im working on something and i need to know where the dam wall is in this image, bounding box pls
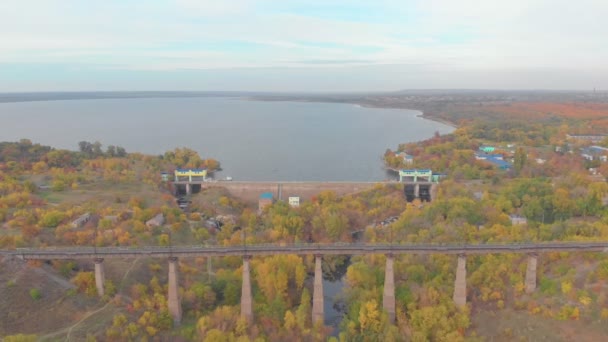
[204,181,385,203]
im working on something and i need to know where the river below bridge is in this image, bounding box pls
[311,255,350,335]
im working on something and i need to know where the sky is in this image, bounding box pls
[1,0,607,92]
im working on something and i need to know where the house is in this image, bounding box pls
[397,152,414,165]
[404,154,414,165]
[161,172,169,182]
[204,219,221,230]
[71,213,91,228]
[566,134,608,143]
[146,213,165,228]
[488,158,512,170]
[509,214,527,225]
[475,152,503,161]
[289,196,300,208]
[580,146,608,162]
[258,192,274,212]
[475,152,511,170]
[479,145,495,153]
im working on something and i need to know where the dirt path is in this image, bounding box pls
[34,266,76,290]
[39,258,140,341]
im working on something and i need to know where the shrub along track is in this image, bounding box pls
[39,258,140,341]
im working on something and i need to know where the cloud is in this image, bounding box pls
[288,59,376,65]
[173,0,254,16]
[1,0,608,90]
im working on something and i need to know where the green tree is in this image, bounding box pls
[514,147,527,174]
[29,288,41,300]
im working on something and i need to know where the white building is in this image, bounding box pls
[509,214,527,225]
[397,152,414,165]
[288,197,300,208]
[71,213,91,228]
[146,213,165,228]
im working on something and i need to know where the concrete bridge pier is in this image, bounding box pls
[241,256,253,323]
[430,184,437,202]
[93,258,105,297]
[525,253,538,294]
[312,255,324,324]
[453,254,467,308]
[382,255,396,323]
[167,257,182,325]
[207,256,213,279]
[185,183,192,196]
[414,184,420,199]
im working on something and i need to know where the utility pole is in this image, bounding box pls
[166,229,173,258]
[389,224,393,251]
[242,228,247,257]
[93,225,98,255]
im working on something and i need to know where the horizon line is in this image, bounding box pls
[1,88,606,95]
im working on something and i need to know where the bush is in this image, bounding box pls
[4,334,38,342]
[29,288,42,300]
[539,277,558,295]
[39,210,67,228]
[51,180,66,191]
[104,280,117,298]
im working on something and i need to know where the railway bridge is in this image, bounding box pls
[3,242,608,325]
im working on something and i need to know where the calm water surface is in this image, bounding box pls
[0,97,453,181]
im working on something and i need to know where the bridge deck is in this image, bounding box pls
[3,242,608,260]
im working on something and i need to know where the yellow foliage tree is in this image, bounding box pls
[359,300,382,335]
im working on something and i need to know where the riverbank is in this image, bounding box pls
[247,96,460,129]
[348,101,460,129]
[415,113,459,128]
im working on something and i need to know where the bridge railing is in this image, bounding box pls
[5,241,608,255]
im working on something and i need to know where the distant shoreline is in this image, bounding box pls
[352,102,459,129]
[245,96,460,129]
[415,114,459,129]
[0,91,460,129]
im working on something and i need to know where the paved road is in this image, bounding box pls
[171,180,435,185]
[2,242,608,260]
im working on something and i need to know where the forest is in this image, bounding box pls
[3,101,608,341]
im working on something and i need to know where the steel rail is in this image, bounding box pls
[2,242,608,260]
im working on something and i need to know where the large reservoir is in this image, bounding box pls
[0,97,453,181]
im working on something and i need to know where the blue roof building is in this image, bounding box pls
[259,192,274,212]
[475,152,511,170]
[260,192,273,199]
[487,158,512,170]
[581,146,608,162]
